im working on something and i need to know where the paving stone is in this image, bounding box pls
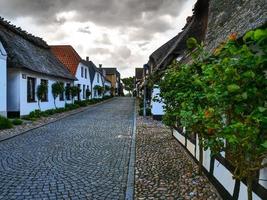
[0,97,135,200]
[134,116,222,200]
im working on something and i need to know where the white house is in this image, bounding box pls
[82,60,105,99]
[0,18,76,117]
[51,46,92,101]
[0,41,7,117]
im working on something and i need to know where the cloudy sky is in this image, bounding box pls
[0,0,196,78]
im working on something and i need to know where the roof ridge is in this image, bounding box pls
[0,16,49,49]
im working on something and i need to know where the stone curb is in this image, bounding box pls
[125,98,136,200]
[0,98,115,142]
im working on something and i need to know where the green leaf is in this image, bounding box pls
[241,92,248,100]
[243,71,255,78]
[187,37,198,49]
[258,107,266,113]
[243,30,254,41]
[261,141,267,149]
[227,84,240,93]
[253,29,267,41]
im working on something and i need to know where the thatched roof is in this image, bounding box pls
[0,17,75,80]
[149,0,209,71]
[205,0,267,51]
[148,0,267,73]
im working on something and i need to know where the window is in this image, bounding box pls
[94,89,97,97]
[77,84,81,100]
[59,82,64,101]
[81,67,84,78]
[85,68,87,79]
[97,74,99,83]
[40,79,48,102]
[27,77,36,102]
[83,85,86,99]
[65,83,71,101]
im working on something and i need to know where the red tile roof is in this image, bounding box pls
[50,45,81,75]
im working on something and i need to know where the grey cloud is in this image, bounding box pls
[78,26,91,34]
[0,0,187,39]
[88,48,111,55]
[94,33,111,45]
[114,46,132,59]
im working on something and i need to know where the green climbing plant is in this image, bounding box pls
[159,28,267,200]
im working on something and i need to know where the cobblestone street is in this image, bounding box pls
[135,116,222,200]
[0,97,135,200]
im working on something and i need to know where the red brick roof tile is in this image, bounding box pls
[50,45,81,75]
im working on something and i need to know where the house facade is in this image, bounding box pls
[100,68,122,96]
[82,60,105,99]
[0,41,7,117]
[51,46,92,101]
[0,18,76,117]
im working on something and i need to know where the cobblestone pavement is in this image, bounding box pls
[0,98,113,142]
[135,116,222,200]
[0,97,135,200]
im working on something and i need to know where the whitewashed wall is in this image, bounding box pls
[151,86,165,116]
[0,42,7,117]
[92,72,104,99]
[74,63,91,100]
[7,68,73,116]
[173,129,266,200]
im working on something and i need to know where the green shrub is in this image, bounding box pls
[102,95,112,100]
[43,109,56,116]
[74,100,87,107]
[28,109,42,119]
[55,107,66,113]
[65,103,80,110]
[0,116,13,130]
[12,119,23,126]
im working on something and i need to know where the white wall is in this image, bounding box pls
[8,68,73,116]
[7,68,20,112]
[172,129,267,200]
[0,42,7,117]
[151,86,165,116]
[74,63,91,100]
[92,72,104,99]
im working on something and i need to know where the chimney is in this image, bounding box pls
[86,56,89,61]
[99,64,102,68]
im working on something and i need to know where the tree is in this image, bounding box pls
[86,88,91,99]
[36,82,48,110]
[122,77,134,96]
[51,82,64,108]
[94,85,104,96]
[70,85,80,103]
